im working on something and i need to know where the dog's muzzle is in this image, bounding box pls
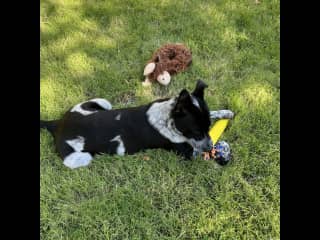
[203,138,214,152]
[188,137,213,153]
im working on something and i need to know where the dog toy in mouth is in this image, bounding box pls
[203,140,231,166]
[202,119,232,165]
[142,43,192,86]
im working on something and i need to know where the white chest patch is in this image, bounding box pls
[115,114,121,120]
[146,98,187,143]
[110,135,125,156]
[66,136,85,152]
[70,98,112,116]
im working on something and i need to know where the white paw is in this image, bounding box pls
[63,152,93,169]
[210,110,234,119]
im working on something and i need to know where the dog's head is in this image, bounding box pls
[172,80,213,152]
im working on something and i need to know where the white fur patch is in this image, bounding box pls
[210,110,234,119]
[63,152,93,169]
[66,136,85,152]
[191,96,200,109]
[90,98,112,110]
[110,135,125,156]
[115,114,121,120]
[70,103,96,116]
[146,98,211,151]
[70,98,112,116]
[146,98,187,143]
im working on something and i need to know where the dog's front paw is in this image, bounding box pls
[210,110,234,120]
[174,143,194,160]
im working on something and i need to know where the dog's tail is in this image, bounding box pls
[40,120,59,135]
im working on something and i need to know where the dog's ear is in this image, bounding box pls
[174,89,192,115]
[192,80,208,99]
[178,89,191,102]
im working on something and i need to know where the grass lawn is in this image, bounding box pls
[40,0,279,239]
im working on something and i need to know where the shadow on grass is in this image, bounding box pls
[42,0,276,109]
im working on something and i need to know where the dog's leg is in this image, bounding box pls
[209,110,234,120]
[87,98,112,110]
[70,98,112,116]
[63,152,93,169]
[57,136,93,169]
[173,143,194,160]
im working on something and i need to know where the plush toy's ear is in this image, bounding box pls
[143,62,156,76]
[173,89,192,115]
[192,79,208,99]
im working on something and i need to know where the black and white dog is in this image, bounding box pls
[40,80,233,169]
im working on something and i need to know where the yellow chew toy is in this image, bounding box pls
[209,119,229,145]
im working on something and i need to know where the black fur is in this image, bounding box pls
[173,81,211,141]
[40,120,58,134]
[40,80,213,166]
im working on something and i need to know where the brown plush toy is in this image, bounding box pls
[142,43,192,86]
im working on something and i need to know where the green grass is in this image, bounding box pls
[40,0,280,239]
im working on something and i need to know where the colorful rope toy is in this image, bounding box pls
[202,118,232,165]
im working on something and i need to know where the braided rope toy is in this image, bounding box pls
[202,119,232,165]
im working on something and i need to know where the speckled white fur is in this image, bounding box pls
[110,135,125,156]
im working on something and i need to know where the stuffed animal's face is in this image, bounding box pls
[143,44,192,86]
[143,62,171,86]
[156,71,171,85]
